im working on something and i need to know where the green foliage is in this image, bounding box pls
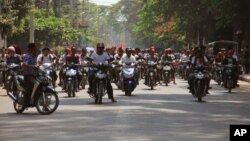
[0,0,32,37]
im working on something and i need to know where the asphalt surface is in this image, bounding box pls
[0,78,250,141]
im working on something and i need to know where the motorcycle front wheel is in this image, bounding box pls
[13,91,25,114]
[36,91,59,115]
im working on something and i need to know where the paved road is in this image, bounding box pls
[0,78,250,141]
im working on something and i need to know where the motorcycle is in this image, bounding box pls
[0,61,6,87]
[192,66,208,102]
[64,63,79,97]
[120,62,137,96]
[145,61,157,90]
[213,63,223,85]
[223,64,237,93]
[39,63,56,89]
[89,63,109,104]
[162,62,172,86]
[79,65,88,90]
[180,62,190,80]
[7,67,59,115]
[5,63,21,94]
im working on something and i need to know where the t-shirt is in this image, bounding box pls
[191,56,208,67]
[90,52,110,64]
[37,54,53,64]
[22,53,37,75]
[120,54,136,65]
[6,54,22,65]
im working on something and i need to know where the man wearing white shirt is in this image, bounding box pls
[37,47,55,65]
[88,43,116,102]
[120,48,137,65]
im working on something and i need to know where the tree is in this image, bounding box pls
[0,0,32,37]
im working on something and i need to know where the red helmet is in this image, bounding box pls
[65,48,71,53]
[149,47,155,53]
[217,51,223,57]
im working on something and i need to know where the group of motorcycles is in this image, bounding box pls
[0,52,242,114]
[177,59,240,102]
[212,62,240,93]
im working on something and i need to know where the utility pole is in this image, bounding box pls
[29,1,35,43]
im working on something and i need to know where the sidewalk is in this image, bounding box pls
[240,74,250,83]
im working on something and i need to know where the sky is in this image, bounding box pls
[89,0,120,6]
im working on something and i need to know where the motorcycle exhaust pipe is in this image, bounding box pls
[7,91,17,102]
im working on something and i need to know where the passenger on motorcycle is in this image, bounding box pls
[188,47,210,94]
[88,43,117,102]
[222,49,239,88]
[161,48,177,84]
[22,43,38,106]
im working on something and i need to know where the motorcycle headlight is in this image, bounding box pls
[149,72,154,76]
[163,66,171,71]
[66,69,77,76]
[95,72,107,79]
[195,73,204,79]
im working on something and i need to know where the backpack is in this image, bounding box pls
[41,55,52,62]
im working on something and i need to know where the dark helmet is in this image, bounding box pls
[197,47,203,53]
[126,47,132,52]
[42,47,50,52]
[82,48,87,52]
[96,43,105,48]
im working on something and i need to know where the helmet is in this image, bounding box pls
[82,48,87,52]
[42,47,50,52]
[71,47,76,53]
[7,46,15,52]
[97,43,105,48]
[126,48,132,52]
[217,51,223,57]
[65,48,71,53]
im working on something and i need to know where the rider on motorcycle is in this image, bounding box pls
[160,48,177,84]
[188,47,210,94]
[22,43,38,106]
[120,48,138,84]
[222,49,239,87]
[37,47,57,82]
[144,46,159,84]
[80,48,89,65]
[3,46,22,85]
[62,47,81,90]
[88,43,117,102]
[114,47,124,62]
[58,48,71,86]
